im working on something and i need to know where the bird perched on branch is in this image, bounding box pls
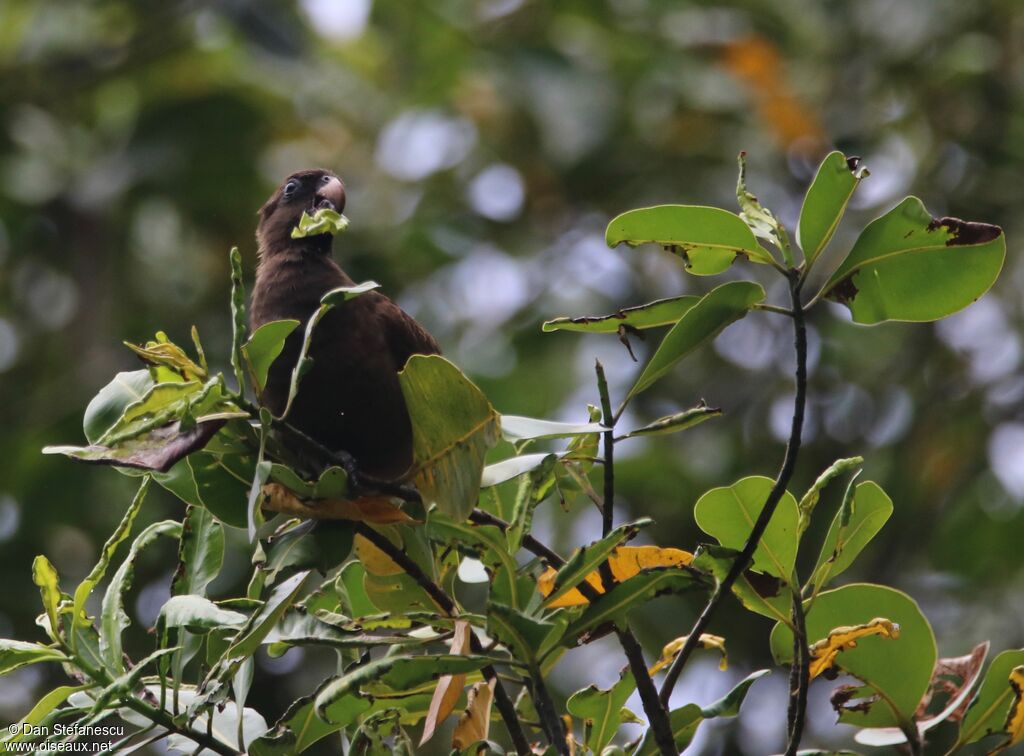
[250,169,440,481]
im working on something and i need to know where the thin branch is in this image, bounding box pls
[595,361,615,544]
[753,302,795,318]
[351,522,531,756]
[528,669,568,752]
[470,509,563,567]
[785,582,810,756]
[595,361,678,756]
[74,658,238,756]
[659,272,808,707]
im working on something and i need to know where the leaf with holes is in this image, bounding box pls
[822,197,1005,324]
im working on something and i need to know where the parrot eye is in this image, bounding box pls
[283,180,299,199]
[321,175,331,184]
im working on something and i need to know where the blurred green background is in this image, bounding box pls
[1,1,1022,753]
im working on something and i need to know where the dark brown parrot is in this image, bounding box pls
[250,169,440,481]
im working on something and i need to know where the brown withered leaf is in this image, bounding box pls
[422,620,472,746]
[915,641,989,723]
[43,419,225,473]
[452,679,497,751]
[260,482,414,524]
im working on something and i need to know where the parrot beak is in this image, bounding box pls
[315,176,346,213]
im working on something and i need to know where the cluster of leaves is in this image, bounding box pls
[2,155,1019,755]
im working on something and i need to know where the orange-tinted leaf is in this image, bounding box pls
[422,620,472,745]
[809,617,900,680]
[260,483,413,524]
[650,633,727,675]
[1004,665,1024,748]
[354,532,405,577]
[538,545,694,608]
[452,679,496,750]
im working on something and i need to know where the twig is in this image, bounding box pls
[659,272,807,707]
[351,523,531,755]
[753,302,795,318]
[469,509,563,566]
[528,670,568,752]
[785,582,810,756]
[595,361,678,756]
[72,656,238,756]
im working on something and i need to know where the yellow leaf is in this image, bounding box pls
[422,620,472,745]
[538,545,694,608]
[452,679,496,750]
[124,336,206,381]
[354,532,405,576]
[260,483,414,524]
[649,633,727,675]
[808,617,900,680]
[1004,665,1024,747]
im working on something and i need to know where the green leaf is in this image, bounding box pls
[694,476,799,581]
[499,415,606,442]
[230,246,248,394]
[266,610,428,655]
[635,704,703,755]
[797,457,863,531]
[242,320,300,394]
[736,152,792,266]
[99,380,204,443]
[44,417,229,473]
[90,646,180,712]
[158,596,249,633]
[155,450,253,529]
[0,685,85,744]
[337,562,377,619]
[606,205,773,274]
[541,519,650,607]
[223,570,310,661]
[312,465,349,499]
[567,668,636,753]
[507,454,558,553]
[822,197,1005,324]
[958,649,1024,745]
[770,583,937,729]
[320,280,381,305]
[810,481,893,594]
[291,208,351,239]
[618,403,722,439]
[314,655,498,722]
[425,515,518,607]
[0,640,66,675]
[32,556,62,643]
[73,478,150,632]
[399,355,501,521]
[628,281,765,399]
[82,370,156,444]
[564,568,705,641]
[542,295,699,333]
[481,453,563,488]
[797,152,868,266]
[700,669,771,717]
[249,680,347,755]
[263,522,354,581]
[172,504,225,597]
[488,602,557,663]
[693,545,792,626]
[99,520,182,673]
